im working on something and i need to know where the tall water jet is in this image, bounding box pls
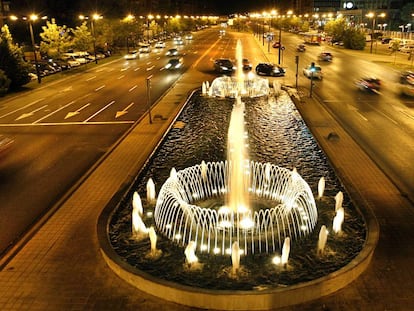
[149,226,157,253]
[318,177,325,199]
[235,40,244,94]
[132,191,143,215]
[231,241,241,274]
[318,225,328,255]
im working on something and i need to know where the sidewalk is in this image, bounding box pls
[0,32,413,310]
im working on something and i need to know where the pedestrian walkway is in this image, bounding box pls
[0,31,413,310]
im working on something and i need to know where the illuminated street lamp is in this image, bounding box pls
[79,14,102,64]
[20,14,47,84]
[366,12,385,54]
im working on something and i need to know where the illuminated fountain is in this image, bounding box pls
[154,41,318,256]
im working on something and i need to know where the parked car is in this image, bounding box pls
[381,37,392,44]
[318,52,333,62]
[355,77,381,92]
[124,50,138,60]
[185,34,193,40]
[399,44,414,53]
[399,71,414,97]
[165,58,183,70]
[296,44,306,52]
[303,63,323,79]
[255,63,286,77]
[166,48,179,56]
[214,58,235,74]
[60,56,81,67]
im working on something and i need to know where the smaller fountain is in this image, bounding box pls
[132,192,148,237]
[146,178,156,204]
[184,241,201,270]
[202,82,207,95]
[281,237,291,266]
[318,177,325,199]
[333,207,345,234]
[335,191,343,211]
[231,241,241,274]
[317,225,328,255]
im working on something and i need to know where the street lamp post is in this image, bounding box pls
[28,16,41,83]
[146,75,153,124]
[79,14,101,64]
[366,12,385,54]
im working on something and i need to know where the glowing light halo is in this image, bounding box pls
[154,160,317,255]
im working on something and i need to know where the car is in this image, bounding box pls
[242,58,252,71]
[154,41,166,49]
[272,41,284,49]
[303,63,323,79]
[185,34,193,40]
[399,71,414,97]
[165,58,183,70]
[173,37,184,45]
[124,50,138,60]
[318,52,333,62]
[60,56,81,67]
[296,44,306,52]
[255,63,286,77]
[139,44,151,53]
[214,58,235,74]
[381,37,392,44]
[355,77,381,92]
[399,44,414,53]
[166,48,179,56]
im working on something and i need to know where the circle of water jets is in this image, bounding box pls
[154,160,318,256]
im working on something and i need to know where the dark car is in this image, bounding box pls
[318,52,333,62]
[355,77,381,92]
[381,37,392,44]
[272,41,284,49]
[214,58,235,74]
[242,58,252,71]
[255,63,285,77]
[165,58,183,70]
[296,44,306,52]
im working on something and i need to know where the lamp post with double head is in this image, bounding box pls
[366,12,385,54]
[79,14,102,64]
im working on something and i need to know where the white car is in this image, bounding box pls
[185,34,193,40]
[154,41,166,49]
[400,71,414,97]
[124,51,138,60]
[303,64,323,79]
[139,44,151,53]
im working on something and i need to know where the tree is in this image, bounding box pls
[324,18,347,43]
[0,69,11,95]
[0,25,31,90]
[71,21,93,52]
[343,28,366,50]
[39,18,72,58]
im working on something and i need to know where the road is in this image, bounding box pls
[0,27,413,259]
[0,29,220,256]
[261,31,414,201]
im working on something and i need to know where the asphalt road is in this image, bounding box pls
[0,27,413,259]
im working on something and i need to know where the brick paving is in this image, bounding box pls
[0,34,413,310]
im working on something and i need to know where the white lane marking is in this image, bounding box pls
[83,100,116,122]
[147,66,155,71]
[95,85,106,92]
[118,75,125,79]
[64,103,91,119]
[146,62,152,65]
[121,67,129,72]
[134,67,140,71]
[356,110,368,121]
[33,100,77,123]
[86,76,96,81]
[129,85,138,92]
[116,102,135,118]
[15,105,48,121]
[0,98,45,119]
[399,109,414,121]
[0,121,135,127]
